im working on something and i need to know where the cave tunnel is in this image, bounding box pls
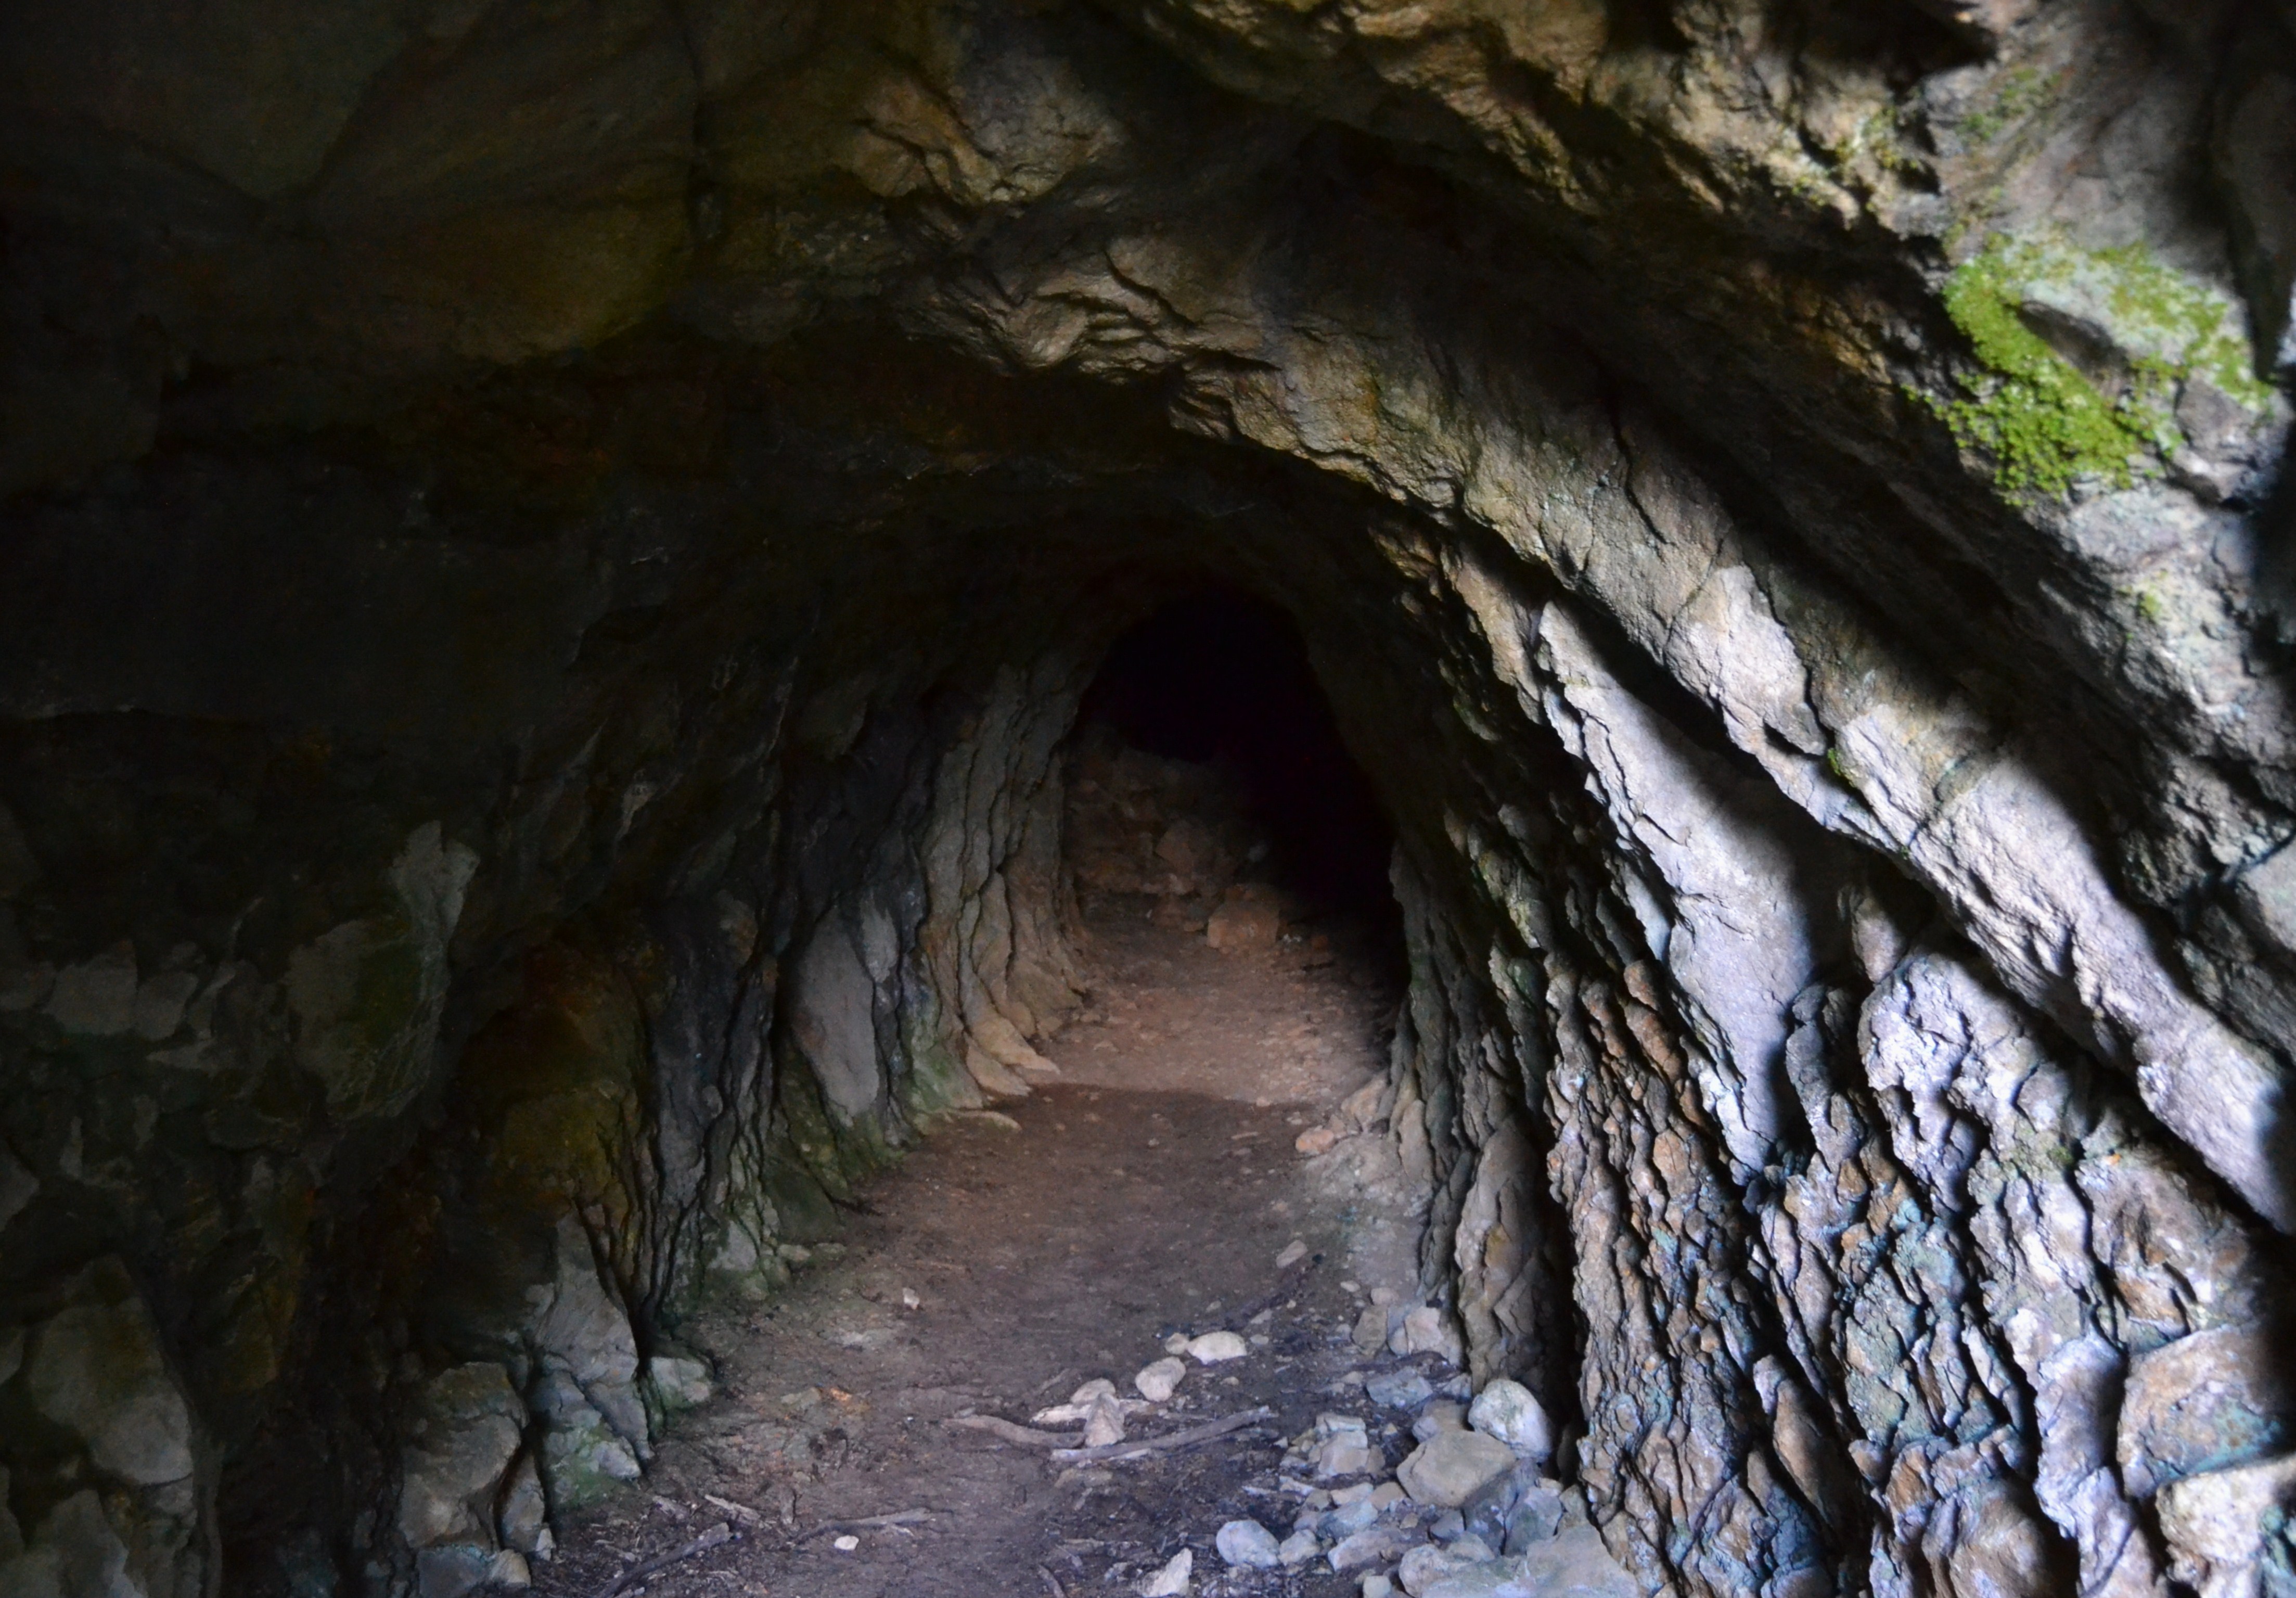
[1071,589,1404,924]
[2,5,2295,1598]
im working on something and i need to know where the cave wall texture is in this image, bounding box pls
[3,1,2295,1595]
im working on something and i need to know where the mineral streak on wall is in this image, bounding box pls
[0,1,2291,1595]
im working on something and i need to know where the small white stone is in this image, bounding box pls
[1134,1357,1187,1402]
[1361,1578,1393,1598]
[832,1535,860,1552]
[1083,1391,1127,1448]
[900,1288,921,1310]
[1137,1546,1193,1596]
[1276,1239,1309,1269]
[1216,1519,1281,1569]
[1467,1378,1554,1463]
[1186,1331,1249,1364]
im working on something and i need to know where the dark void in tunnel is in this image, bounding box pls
[1074,592,1398,920]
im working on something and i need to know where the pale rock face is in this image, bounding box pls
[23,1263,194,1488]
[1,1264,206,1598]
[396,1364,526,1550]
[2155,1452,2296,1596]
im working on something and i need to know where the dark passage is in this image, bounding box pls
[1075,592,1397,917]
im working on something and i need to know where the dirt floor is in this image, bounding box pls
[530,899,1437,1598]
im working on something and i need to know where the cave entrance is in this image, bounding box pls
[1063,589,1405,991]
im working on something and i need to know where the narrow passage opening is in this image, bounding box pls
[1065,590,1406,1015]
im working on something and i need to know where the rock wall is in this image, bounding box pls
[3,2,2294,1595]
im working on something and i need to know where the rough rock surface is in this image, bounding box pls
[2,2,2294,1596]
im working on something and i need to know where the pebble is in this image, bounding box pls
[1137,1547,1194,1596]
[1134,1357,1187,1402]
[1362,1578,1394,1598]
[1083,1391,1127,1447]
[1185,1331,1249,1364]
[1215,1519,1281,1569]
[1275,1238,1310,1269]
[832,1535,860,1552]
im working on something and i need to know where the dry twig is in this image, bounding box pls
[795,1507,939,1541]
[699,1493,762,1526]
[594,1522,735,1598]
[1049,1406,1274,1464]
[946,1414,1083,1447]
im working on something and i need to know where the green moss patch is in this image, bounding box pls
[1919,235,2276,501]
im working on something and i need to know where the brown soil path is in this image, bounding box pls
[529,904,1423,1598]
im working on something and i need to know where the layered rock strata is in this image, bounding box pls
[2,2,2293,1596]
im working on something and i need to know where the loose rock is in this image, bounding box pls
[1329,1524,1420,1573]
[1389,1307,1463,1365]
[1185,1331,1249,1364]
[1082,1391,1127,1448]
[1216,1519,1282,1569]
[1466,1381,1552,1463]
[1277,1528,1323,1566]
[1366,1370,1434,1410]
[1134,1358,1187,1402]
[1137,1547,1194,1596]
[1396,1431,1517,1509]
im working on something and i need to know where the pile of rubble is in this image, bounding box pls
[968,1279,1636,1598]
